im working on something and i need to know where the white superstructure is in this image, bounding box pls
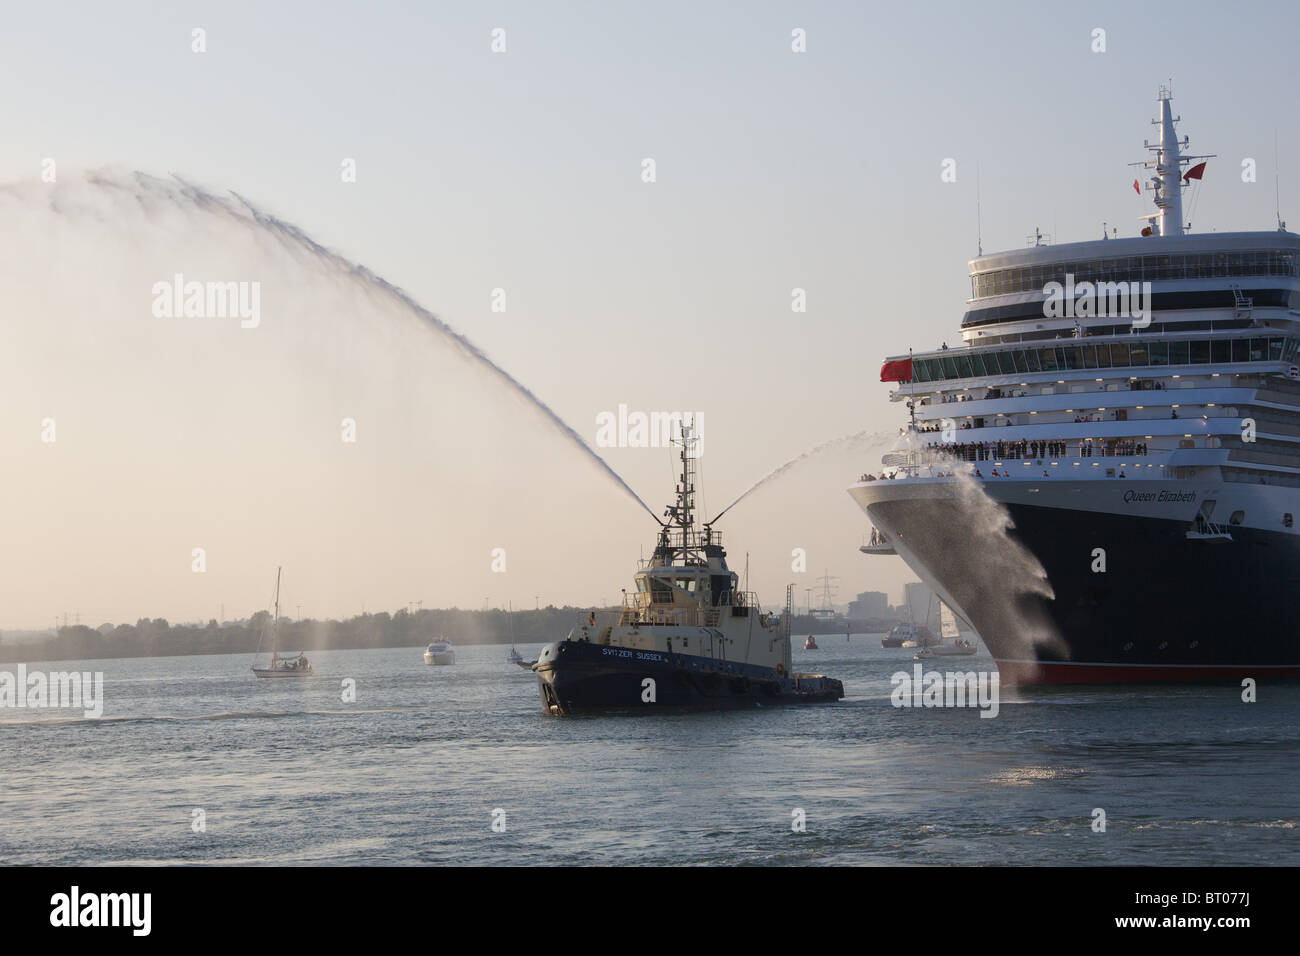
[850,89,1300,683]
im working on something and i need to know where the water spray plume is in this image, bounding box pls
[881,437,1066,663]
[709,429,894,525]
[10,169,659,524]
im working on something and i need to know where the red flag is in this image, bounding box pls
[880,357,912,383]
[1184,161,1207,182]
[1132,178,1141,195]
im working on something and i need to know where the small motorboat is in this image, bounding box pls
[883,623,937,648]
[804,635,819,650]
[424,639,456,666]
[507,646,524,664]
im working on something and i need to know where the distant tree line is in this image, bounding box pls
[0,606,612,664]
[0,607,904,664]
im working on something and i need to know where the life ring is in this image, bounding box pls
[775,663,786,678]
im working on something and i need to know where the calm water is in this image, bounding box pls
[2,638,1296,865]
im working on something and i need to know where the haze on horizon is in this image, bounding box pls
[2,1,1297,629]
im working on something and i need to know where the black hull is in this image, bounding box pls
[533,640,843,715]
[869,496,1300,684]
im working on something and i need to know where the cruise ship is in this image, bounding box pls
[851,89,1300,684]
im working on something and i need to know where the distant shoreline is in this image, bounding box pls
[0,607,901,664]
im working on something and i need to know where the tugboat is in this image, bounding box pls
[804,635,819,650]
[532,425,844,715]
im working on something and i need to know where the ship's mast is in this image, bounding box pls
[1137,85,1214,237]
[1152,87,1184,237]
[657,422,708,565]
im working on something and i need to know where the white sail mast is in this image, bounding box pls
[271,566,282,662]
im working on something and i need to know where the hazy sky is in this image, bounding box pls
[2,1,1297,628]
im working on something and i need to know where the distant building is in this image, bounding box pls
[848,591,889,619]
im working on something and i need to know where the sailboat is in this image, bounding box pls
[915,602,978,658]
[506,601,535,667]
[251,567,314,678]
[506,601,523,664]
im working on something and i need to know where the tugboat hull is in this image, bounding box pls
[533,640,843,715]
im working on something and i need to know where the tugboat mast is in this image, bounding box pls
[655,421,709,567]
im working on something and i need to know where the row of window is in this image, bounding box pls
[975,318,1260,343]
[909,337,1298,384]
[964,290,1297,330]
[971,250,1300,299]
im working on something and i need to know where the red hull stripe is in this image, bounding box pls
[995,659,1300,684]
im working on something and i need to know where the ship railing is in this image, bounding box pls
[861,529,896,554]
[864,528,890,547]
[902,441,1155,465]
[904,326,1283,362]
[615,591,763,627]
[617,592,651,626]
[650,528,723,552]
[616,592,699,627]
[1231,284,1254,321]
[868,445,1179,480]
[642,607,704,627]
